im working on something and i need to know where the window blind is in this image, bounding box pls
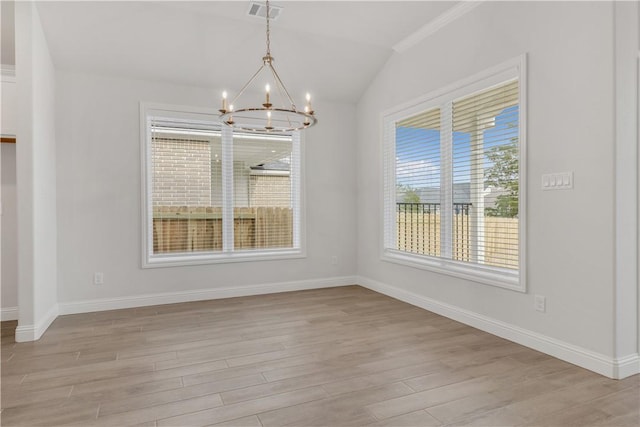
[383,65,523,288]
[395,108,441,256]
[146,113,301,263]
[231,132,295,251]
[150,119,223,254]
[451,79,519,270]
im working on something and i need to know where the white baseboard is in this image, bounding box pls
[357,275,640,380]
[1,306,18,321]
[15,304,59,342]
[58,276,358,315]
[614,354,640,379]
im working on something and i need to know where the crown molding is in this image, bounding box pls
[393,1,483,53]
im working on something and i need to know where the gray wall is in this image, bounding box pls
[356,1,623,358]
[55,71,358,302]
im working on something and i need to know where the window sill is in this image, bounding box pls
[381,249,524,292]
[144,248,305,268]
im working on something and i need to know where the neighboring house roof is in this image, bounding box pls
[414,183,470,204]
[250,160,290,171]
[399,183,510,208]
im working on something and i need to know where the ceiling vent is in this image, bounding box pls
[247,2,282,20]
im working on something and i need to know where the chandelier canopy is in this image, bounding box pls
[219,0,317,133]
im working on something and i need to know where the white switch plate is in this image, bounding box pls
[542,172,573,190]
[534,295,546,312]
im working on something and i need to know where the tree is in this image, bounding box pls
[484,143,518,218]
[396,184,421,212]
[402,187,421,204]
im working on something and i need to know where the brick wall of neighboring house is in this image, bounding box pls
[152,138,212,206]
[250,175,291,207]
[233,162,251,208]
[152,138,290,208]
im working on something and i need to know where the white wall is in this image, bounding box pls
[14,2,58,341]
[1,143,18,316]
[613,0,639,368]
[1,75,18,320]
[637,2,640,362]
[357,2,628,371]
[55,72,357,306]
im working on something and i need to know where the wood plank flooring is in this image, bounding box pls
[1,285,638,426]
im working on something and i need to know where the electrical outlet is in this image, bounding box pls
[330,256,338,265]
[94,272,104,285]
[534,294,546,312]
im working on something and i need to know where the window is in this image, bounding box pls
[383,57,526,290]
[141,104,303,267]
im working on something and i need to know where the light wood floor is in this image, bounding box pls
[1,286,638,426]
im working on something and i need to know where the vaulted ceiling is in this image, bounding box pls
[10,1,462,103]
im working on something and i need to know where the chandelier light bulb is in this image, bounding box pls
[305,93,313,114]
[304,107,310,125]
[221,91,228,111]
[227,103,235,125]
[265,84,271,107]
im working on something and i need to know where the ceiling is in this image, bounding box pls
[15,1,460,103]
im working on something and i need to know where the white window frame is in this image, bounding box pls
[381,55,527,292]
[140,102,305,268]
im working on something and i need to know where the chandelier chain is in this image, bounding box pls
[265,0,271,58]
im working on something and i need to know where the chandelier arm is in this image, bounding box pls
[285,111,294,128]
[268,63,298,110]
[230,64,267,105]
[268,65,291,110]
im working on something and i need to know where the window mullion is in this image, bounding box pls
[291,132,301,248]
[221,126,234,252]
[440,101,453,260]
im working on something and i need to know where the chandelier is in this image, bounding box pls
[219,0,317,133]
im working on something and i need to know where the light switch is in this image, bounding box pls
[542,172,573,190]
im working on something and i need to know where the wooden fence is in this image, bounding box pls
[153,206,517,269]
[483,217,519,269]
[397,212,518,269]
[153,206,292,253]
